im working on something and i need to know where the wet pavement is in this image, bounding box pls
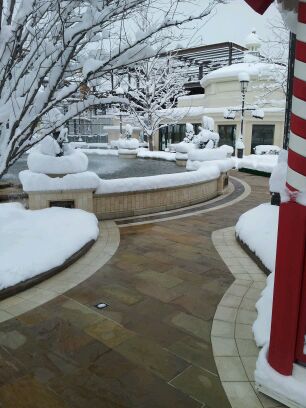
[0,172,271,407]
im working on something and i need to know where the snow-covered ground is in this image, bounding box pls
[236,154,278,174]
[0,203,99,290]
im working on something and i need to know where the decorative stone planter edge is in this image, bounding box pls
[236,235,272,276]
[0,238,96,301]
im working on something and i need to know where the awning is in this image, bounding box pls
[244,0,274,14]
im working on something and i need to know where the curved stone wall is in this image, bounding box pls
[94,173,228,220]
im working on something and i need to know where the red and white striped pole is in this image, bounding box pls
[268,0,306,376]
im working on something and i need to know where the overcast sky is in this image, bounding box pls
[181,0,282,48]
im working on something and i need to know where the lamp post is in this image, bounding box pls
[237,72,250,158]
[115,86,124,137]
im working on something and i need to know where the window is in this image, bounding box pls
[251,125,275,153]
[159,123,201,150]
[218,125,236,149]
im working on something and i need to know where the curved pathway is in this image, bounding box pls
[0,171,273,408]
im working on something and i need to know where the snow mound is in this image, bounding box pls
[118,149,137,155]
[188,148,227,162]
[236,203,278,273]
[237,154,278,173]
[0,203,99,290]
[186,158,234,172]
[219,144,234,157]
[254,145,281,155]
[269,150,288,193]
[19,170,100,192]
[117,138,139,150]
[175,142,197,154]
[137,148,175,161]
[28,150,88,174]
[236,203,279,347]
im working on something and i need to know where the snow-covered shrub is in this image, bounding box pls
[202,116,215,131]
[27,150,89,175]
[183,123,195,143]
[124,124,134,139]
[254,145,281,155]
[205,140,214,149]
[193,128,219,149]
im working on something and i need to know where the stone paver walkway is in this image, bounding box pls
[0,172,274,408]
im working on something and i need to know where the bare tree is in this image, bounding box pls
[0,0,222,177]
[124,55,188,150]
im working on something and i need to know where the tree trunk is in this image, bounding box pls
[148,136,153,151]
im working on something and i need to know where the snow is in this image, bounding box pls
[219,144,234,157]
[96,165,222,195]
[137,148,175,161]
[238,72,250,83]
[19,170,100,192]
[118,149,137,155]
[255,345,306,407]
[39,135,61,156]
[27,150,88,174]
[237,154,278,173]
[188,148,227,162]
[269,150,288,193]
[117,138,139,149]
[236,203,279,347]
[0,203,98,290]
[236,138,245,150]
[186,158,235,172]
[254,145,281,155]
[82,149,118,156]
[236,203,278,274]
[201,61,286,87]
[175,142,197,154]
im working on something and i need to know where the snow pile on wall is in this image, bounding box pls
[0,202,98,290]
[186,158,234,172]
[236,203,279,347]
[254,145,281,155]
[19,170,100,192]
[96,165,222,194]
[237,154,278,173]
[137,148,175,161]
[117,138,139,150]
[175,142,197,154]
[28,149,88,174]
[188,148,227,162]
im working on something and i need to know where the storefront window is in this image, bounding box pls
[218,125,236,149]
[251,125,275,153]
[159,123,201,150]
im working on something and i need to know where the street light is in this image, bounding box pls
[237,72,250,158]
[115,86,124,137]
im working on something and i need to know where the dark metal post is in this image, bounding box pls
[241,91,246,138]
[283,32,296,149]
[229,42,233,65]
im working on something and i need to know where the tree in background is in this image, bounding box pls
[125,55,187,150]
[0,0,222,176]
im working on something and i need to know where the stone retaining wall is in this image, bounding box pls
[27,173,228,220]
[94,173,228,219]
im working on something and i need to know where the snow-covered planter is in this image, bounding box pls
[117,136,139,159]
[0,202,99,292]
[27,150,88,176]
[237,154,278,174]
[254,145,281,155]
[188,148,228,162]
